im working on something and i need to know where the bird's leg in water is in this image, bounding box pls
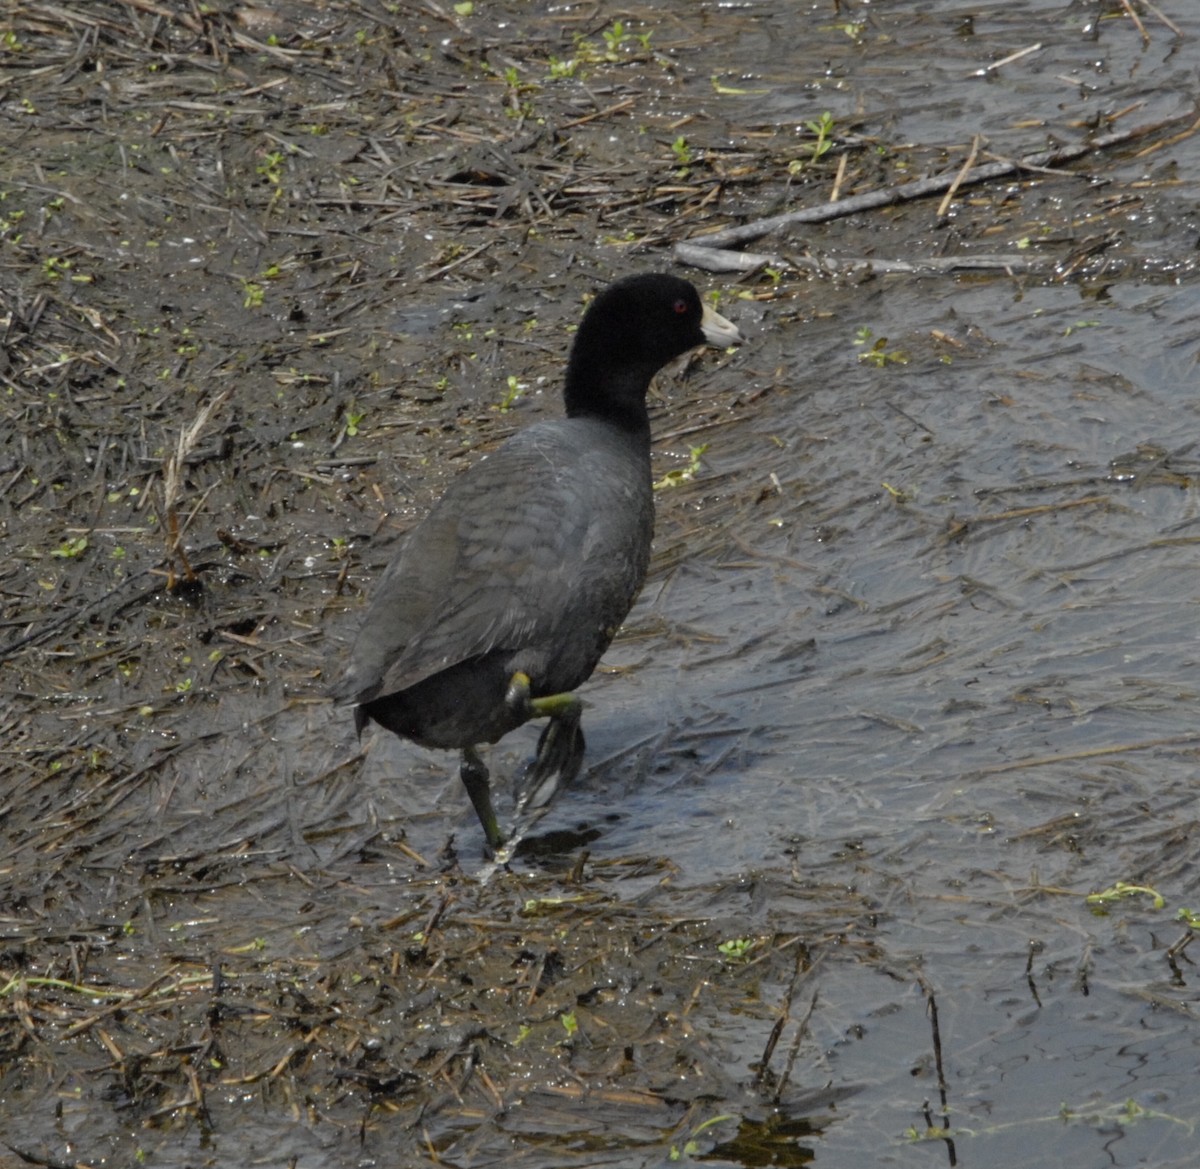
[505,671,586,810]
[459,745,504,850]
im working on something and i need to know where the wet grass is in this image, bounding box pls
[0,843,879,1164]
[0,3,870,1160]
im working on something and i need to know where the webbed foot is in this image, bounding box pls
[505,670,585,814]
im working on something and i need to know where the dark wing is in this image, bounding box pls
[325,481,460,706]
[330,422,651,705]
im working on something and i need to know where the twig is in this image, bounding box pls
[161,386,234,589]
[920,976,949,1099]
[674,111,1192,269]
[753,942,802,1088]
[0,569,162,662]
[58,972,179,1039]
[946,494,1110,538]
[116,0,203,32]
[3,1143,80,1169]
[1139,0,1183,36]
[560,98,636,130]
[773,989,819,1106]
[751,940,822,1103]
[916,973,958,1164]
[936,134,983,220]
[418,239,494,283]
[1134,115,1200,159]
[1119,0,1150,44]
[674,242,781,273]
[975,42,1043,76]
[675,241,1053,277]
[967,732,1200,777]
[829,151,848,203]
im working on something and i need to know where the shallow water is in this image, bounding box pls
[597,273,1200,1163]
[474,2,1200,1162]
[399,273,1198,1161]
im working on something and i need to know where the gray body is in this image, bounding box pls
[329,418,653,749]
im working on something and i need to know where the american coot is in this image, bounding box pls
[329,273,742,849]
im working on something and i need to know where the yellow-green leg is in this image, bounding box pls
[506,671,586,809]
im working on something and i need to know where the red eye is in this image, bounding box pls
[673,299,689,314]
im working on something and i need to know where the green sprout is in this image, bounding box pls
[496,64,540,118]
[1086,882,1166,911]
[789,111,835,174]
[498,375,524,411]
[671,135,693,175]
[854,326,907,367]
[669,1114,737,1161]
[807,110,835,161]
[654,443,709,490]
[575,21,651,61]
[602,20,628,56]
[345,407,366,437]
[717,937,754,960]
[50,536,88,558]
[256,149,286,184]
[225,937,267,954]
[547,56,579,80]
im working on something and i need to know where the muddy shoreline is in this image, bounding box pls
[2,2,1198,1166]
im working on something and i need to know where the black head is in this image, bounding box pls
[563,273,741,430]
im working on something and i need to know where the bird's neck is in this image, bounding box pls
[563,354,653,436]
